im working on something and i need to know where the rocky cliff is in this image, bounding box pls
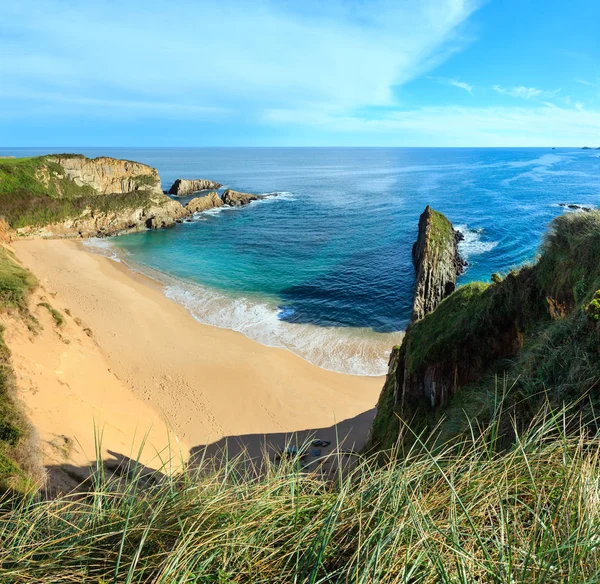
[368,210,600,453]
[0,155,188,238]
[168,179,222,196]
[48,155,163,196]
[411,206,465,322]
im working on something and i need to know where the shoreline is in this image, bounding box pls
[83,235,401,377]
[12,239,384,468]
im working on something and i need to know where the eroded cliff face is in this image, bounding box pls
[17,196,189,239]
[367,207,539,452]
[411,206,465,322]
[48,155,163,196]
[168,179,222,196]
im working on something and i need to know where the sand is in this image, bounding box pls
[10,239,384,478]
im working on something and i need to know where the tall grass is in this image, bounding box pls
[1,404,600,582]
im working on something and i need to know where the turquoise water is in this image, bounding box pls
[4,147,600,375]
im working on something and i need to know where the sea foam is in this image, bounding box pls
[83,238,398,376]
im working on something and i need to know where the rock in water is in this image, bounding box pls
[186,192,224,213]
[411,206,465,322]
[221,189,263,206]
[168,179,222,196]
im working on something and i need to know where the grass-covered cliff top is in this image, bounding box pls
[0,155,161,229]
[371,209,600,451]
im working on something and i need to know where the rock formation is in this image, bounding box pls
[16,196,188,239]
[6,155,188,238]
[186,192,224,213]
[48,155,163,196]
[411,206,465,322]
[168,179,222,196]
[221,189,263,206]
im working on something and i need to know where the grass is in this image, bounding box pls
[0,247,39,494]
[0,156,165,229]
[0,404,599,582]
[371,210,600,452]
[37,302,64,327]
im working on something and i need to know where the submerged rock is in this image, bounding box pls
[411,206,465,322]
[186,192,224,213]
[168,179,222,196]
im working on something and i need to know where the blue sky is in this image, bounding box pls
[1,0,599,146]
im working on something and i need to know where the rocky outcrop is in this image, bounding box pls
[221,189,263,206]
[16,195,188,239]
[411,206,465,322]
[168,179,222,196]
[48,155,163,196]
[186,192,224,213]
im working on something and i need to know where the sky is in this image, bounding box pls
[1,0,599,146]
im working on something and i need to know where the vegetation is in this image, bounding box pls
[0,406,597,582]
[0,156,161,229]
[0,247,38,494]
[37,302,64,327]
[370,210,600,452]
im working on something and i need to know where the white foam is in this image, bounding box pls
[162,280,400,376]
[455,225,498,259]
[83,238,122,262]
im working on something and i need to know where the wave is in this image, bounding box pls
[83,238,398,376]
[455,225,498,258]
[83,238,122,261]
[187,191,295,221]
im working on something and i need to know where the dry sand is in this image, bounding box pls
[10,239,384,478]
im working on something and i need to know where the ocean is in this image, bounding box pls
[3,147,600,375]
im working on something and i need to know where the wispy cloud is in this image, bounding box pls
[264,103,600,146]
[492,85,560,100]
[0,0,481,121]
[430,76,473,94]
[449,79,474,94]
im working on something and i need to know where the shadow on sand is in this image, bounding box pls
[42,408,376,496]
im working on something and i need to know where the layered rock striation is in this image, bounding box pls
[48,155,163,196]
[221,189,263,206]
[411,206,465,322]
[168,179,222,196]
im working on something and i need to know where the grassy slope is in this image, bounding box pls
[370,210,600,451]
[0,156,160,229]
[0,245,39,494]
[0,408,599,582]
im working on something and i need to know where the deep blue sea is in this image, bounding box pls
[3,147,600,375]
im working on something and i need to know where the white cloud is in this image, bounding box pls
[493,85,560,100]
[449,79,473,94]
[0,0,480,119]
[263,103,600,146]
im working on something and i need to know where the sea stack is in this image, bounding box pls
[168,179,223,196]
[411,206,465,322]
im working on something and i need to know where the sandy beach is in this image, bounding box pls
[9,239,384,477]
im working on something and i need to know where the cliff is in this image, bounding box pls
[49,155,163,196]
[0,155,188,237]
[411,206,465,321]
[368,209,600,452]
[168,179,223,196]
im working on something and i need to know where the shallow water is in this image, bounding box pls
[5,147,600,375]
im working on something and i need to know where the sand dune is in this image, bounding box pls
[10,239,383,482]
